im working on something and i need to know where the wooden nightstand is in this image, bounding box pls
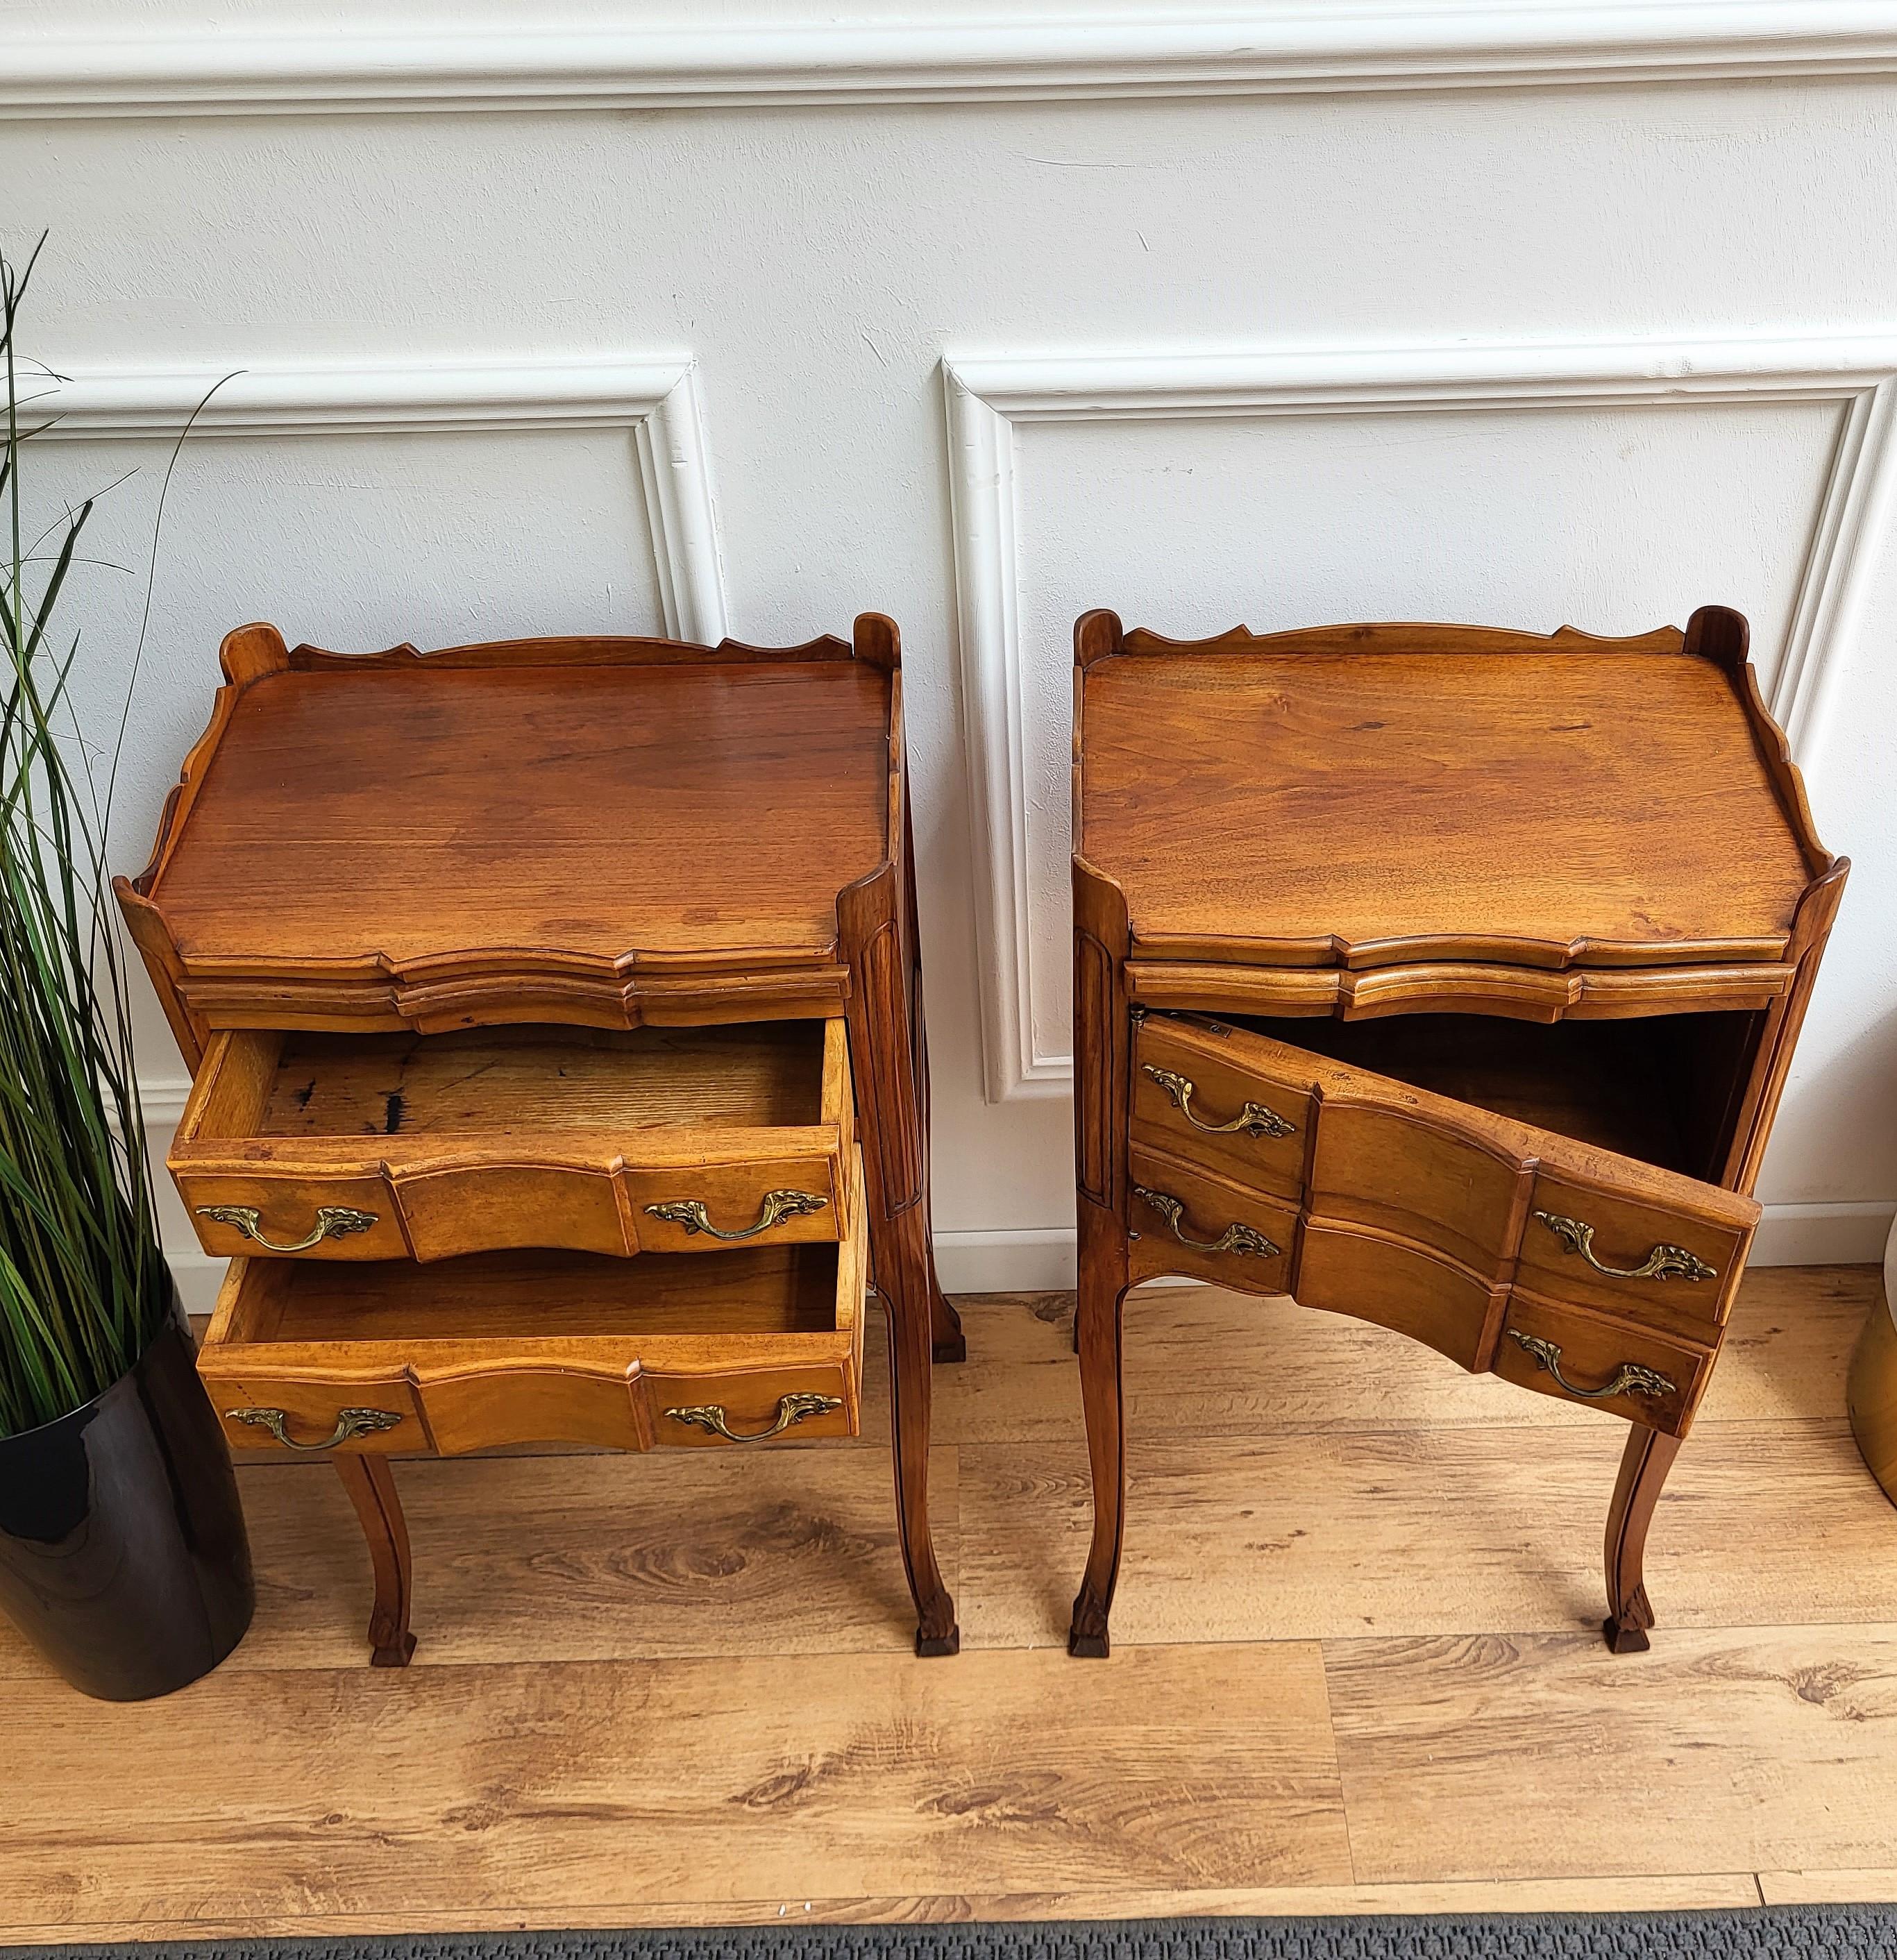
[119,616,962,1661]
[1068,606,1845,1658]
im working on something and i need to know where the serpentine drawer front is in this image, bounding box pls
[201,1152,867,1458]
[1130,1008,1754,1428]
[1069,605,1846,1659]
[173,1020,852,1262]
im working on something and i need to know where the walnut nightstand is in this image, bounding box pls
[119,616,962,1661]
[1068,606,1844,1657]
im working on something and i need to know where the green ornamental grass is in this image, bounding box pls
[0,239,174,1438]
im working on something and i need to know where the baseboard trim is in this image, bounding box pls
[166,1201,1889,1316]
[933,1228,1079,1294]
[1748,1200,1896,1267]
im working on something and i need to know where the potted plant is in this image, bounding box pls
[0,241,253,1699]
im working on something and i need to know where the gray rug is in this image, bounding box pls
[6,1910,1897,1959]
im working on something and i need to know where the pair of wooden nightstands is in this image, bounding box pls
[128,603,1839,1664]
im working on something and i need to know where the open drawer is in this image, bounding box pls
[1129,1011,1761,1436]
[172,1019,852,1261]
[199,1150,868,1457]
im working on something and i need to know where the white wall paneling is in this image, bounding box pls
[41,359,727,645]
[8,5,1897,119]
[946,337,1897,1104]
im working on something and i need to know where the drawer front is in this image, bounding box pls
[186,1157,845,1262]
[201,1360,422,1455]
[1307,1097,1521,1278]
[625,1156,842,1253]
[173,1022,849,1262]
[178,1172,409,1262]
[1495,1291,1713,1435]
[1515,1170,1746,1333]
[196,1156,870,1459]
[1296,1221,1496,1371]
[394,1166,631,1260]
[643,1363,859,1450]
[1131,1016,1311,1197]
[417,1361,643,1454]
[1127,1147,1297,1294]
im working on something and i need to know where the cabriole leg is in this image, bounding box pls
[881,1208,960,1656]
[1069,1204,1131,1658]
[333,1453,416,1668]
[1603,1423,1682,1654]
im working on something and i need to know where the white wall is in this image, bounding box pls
[5,3,1896,1301]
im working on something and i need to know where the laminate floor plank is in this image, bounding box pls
[934,1265,1875,1444]
[959,1417,1897,1649]
[1757,1869,1897,1904]
[0,1644,1351,1928]
[222,1444,959,1669]
[1325,1625,1897,1883]
[0,1873,1764,1945]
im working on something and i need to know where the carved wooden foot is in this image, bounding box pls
[334,1453,416,1668]
[1603,1585,1656,1655]
[1068,1599,1111,1660]
[930,1282,967,1365]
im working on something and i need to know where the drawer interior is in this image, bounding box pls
[191,1021,830,1146]
[1228,1010,1762,1182]
[219,1243,848,1345]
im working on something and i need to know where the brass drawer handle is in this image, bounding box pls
[225,1406,405,1451]
[1506,1330,1676,1403]
[1533,1210,1717,1283]
[644,1188,829,1242]
[666,1392,843,1444]
[1133,1185,1279,1258]
[197,1203,378,1253]
[1143,1065,1296,1140]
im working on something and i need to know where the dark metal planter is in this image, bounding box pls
[0,1287,254,1700]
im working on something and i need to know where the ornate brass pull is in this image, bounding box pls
[196,1203,378,1253]
[643,1188,829,1242]
[1533,1210,1717,1283]
[666,1392,843,1444]
[224,1406,405,1451]
[1143,1065,1296,1140]
[1506,1330,1676,1403]
[1133,1185,1279,1258]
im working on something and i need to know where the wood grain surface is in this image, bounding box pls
[1081,646,1816,965]
[3,1266,1892,1940]
[151,661,892,966]
[258,1023,828,1135]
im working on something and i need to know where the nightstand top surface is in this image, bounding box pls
[140,655,893,977]
[1078,640,1822,968]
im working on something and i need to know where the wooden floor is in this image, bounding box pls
[6,1265,1897,1940]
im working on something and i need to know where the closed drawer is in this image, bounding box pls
[1296,1222,1496,1372]
[173,1020,852,1262]
[1131,1015,1310,1199]
[1127,1145,1296,1294]
[1494,1290,1713,1436]
[201,1152,868,1457]
[1124,1013,1758,1394]
[1515,1169,1746,1335]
